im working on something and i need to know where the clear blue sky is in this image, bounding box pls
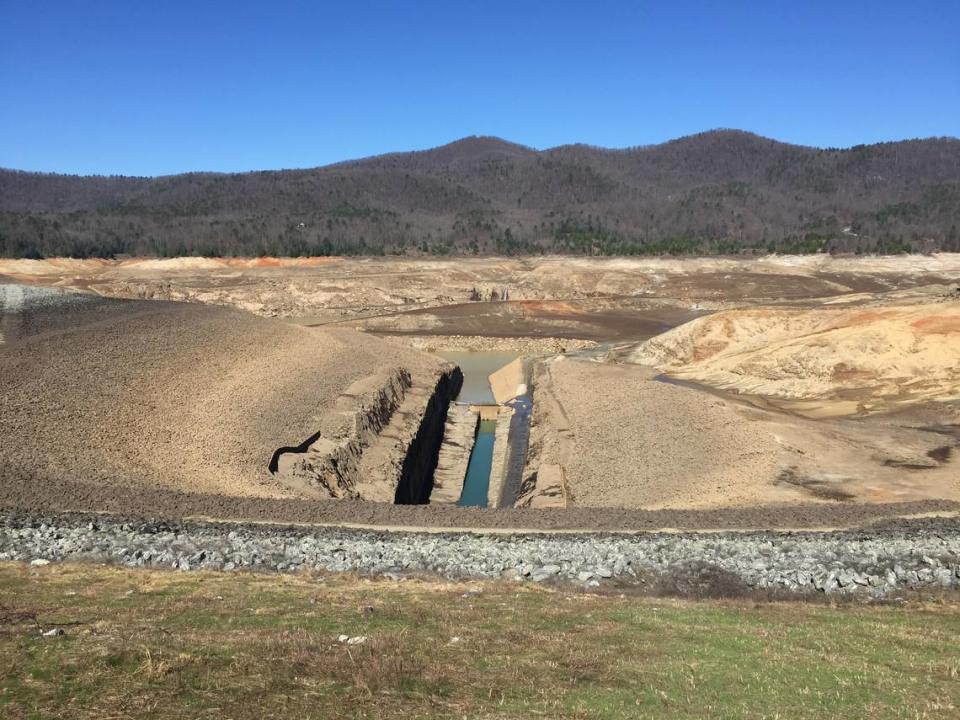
[2,1,958,176]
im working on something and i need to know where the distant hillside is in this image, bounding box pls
[2,130,959,258]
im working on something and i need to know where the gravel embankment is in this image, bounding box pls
[3,511,958,597]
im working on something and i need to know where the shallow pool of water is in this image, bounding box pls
[436,351,517,404]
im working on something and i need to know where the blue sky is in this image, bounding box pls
[1,1,958,176]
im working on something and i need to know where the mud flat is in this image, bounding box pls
[379,334,597,354]
[3,254,958,332]
[3,255,960,533]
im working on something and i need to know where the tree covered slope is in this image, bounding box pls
[2,130,958,257]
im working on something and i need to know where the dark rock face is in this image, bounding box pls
[395,367,464,505]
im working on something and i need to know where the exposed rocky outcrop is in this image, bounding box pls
[272,368,413,497]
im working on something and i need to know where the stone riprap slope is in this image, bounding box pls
[3,512,958,597]
[0,284,449,501]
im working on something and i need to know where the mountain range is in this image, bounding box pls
[2,129,958,257]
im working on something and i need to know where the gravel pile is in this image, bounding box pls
[3,512,958,597]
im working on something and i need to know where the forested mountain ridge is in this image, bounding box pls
[2,130,959,258]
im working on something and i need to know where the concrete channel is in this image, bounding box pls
[433,351,530,508]
[266,349,531,509]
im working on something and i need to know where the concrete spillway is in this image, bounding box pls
[270,349,528,509]
[431,351,530,508]
[495,393,532,507]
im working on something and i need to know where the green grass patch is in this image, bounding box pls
[0,563,958,718]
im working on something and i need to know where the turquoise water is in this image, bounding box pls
[434,351,517,508]
[458,420,497,507]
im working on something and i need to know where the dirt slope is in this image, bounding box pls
[521,356,960,510]
[0,285,446,500]
[629,297,960,415]
[523,358,783,509]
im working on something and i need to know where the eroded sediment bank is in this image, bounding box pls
[272,368,413,496]
[3,511,959,597]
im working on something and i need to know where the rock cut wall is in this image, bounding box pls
[394,367,464,504]
[273,368,413,497]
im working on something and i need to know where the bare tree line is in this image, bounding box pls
[1,131,958,258]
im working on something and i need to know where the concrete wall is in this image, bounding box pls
[431,405,478,504]
[486,408,513,508]
[489,358,525,404]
